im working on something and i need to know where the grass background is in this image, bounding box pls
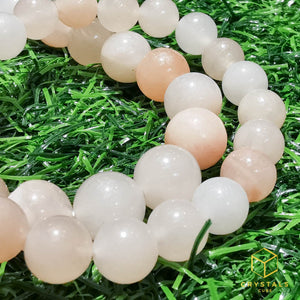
[0,0,299,299]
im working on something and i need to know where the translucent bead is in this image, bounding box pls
[0,178,9,198]
[134,144,201,209]
[0,197,29,262]
[14,0,58,40]
[192,177,249,235]
[97,0,139,32]
[42,20,71,48]
[238,89,286,128]
[136,48,190,102]
[9,180,73,227]
[220,148,277,202]
[93,218,158,284]
[24,216,93,284]
[147,199,208,262]
[0,0,18,13]
[202,38,245,81]
[164,72,223,118]
[73,172,146,239]
[68,18,112,66]
[222,61,268,105]
[165,108,227,169]
[0,13,27,60]
[101,31,151,83]
[175,12,217,55]
[55,0,97,28]
[139,0,179,38]
[233,119,285,163]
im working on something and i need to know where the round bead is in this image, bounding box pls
[93,218,158,284]
[165,108,227,169]
[238,89,286,128]
[147,199,208,262]
[164,72,223,118]
[68,18,112,66]
[134,145,201,209]
[220,148,277,202]
[97,0,139,32]
[0,13,27,60]
[233,119,285,163]
[0,178,9,198]
[0,0,18,13]
[42,20,71,48]
[14,0,58,40]
[202,38,245,80]
[136,48,190,102]
[101,31,151,83]
[192,177,249,235]
[0,197,29,263]
[24,216,93,284]
[9,180,73,227]
[222,61,268,105]
[73,172,145,239]
[55,0,97,29]
[139,0,179,38]
[175,12,218,55]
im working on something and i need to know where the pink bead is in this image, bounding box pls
[0,178,9,198]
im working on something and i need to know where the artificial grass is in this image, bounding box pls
[0,0,299,299]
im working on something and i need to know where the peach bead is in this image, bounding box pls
[0,178,9,197]
[55,0,97,28]
[14,0,58,40]
[220,148,277,202]
[136,48,190,102]
[202,38,245,81]
[165,108,227,169]
[0,0,18,13]
[0,197,29,262]
[42,20,71,48]
[233,119,285,163]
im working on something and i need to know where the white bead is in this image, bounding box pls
[42,20,71,48]
[238,89,286,128]
[139,0,179,38]
[0,178,9,198]
[192,177,249,235]
[14,0,58,40]
[93,218,158,284]
[233,119,285,163]
[164,72,223,118]
[0,0,18,13]
[0,13,26,60]
[147,199,208,262]
[175,12,217,55]
[101,31,151,83]
[24,216,93,284]
[9,180,73,227]
[134,144,201,209]
[222,61,268,105]
[97,0,139,32]
[73,172,146,239]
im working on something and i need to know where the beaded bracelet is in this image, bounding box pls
[0,0,286,286]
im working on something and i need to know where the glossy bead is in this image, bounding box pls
[202,38,245,80]
[165,108,227,169]
[0,13,27,60]
[0,197,29,262]
[74,172,145,239]
[0,178,9,197]
[222,61,268,105]
[221,148,277,202]
[101,31,151,83]
[238,89,286,128]
[134,145,201,209]
[164,72,223,118]
[55,0,97,28]
[93,219,158,284]
[42,20,71,48]
[97,0,139,32]
[24,216,93,284]
[192,177,249,235]
[175,12,217,55]
[14,0,58,40]
[139,0,179,38]
[68,18,112,66]
[147,199,208,262]
[9,180,73,227]
[233,119,285,163]
[136,48,190,102]
[0,0,18,13]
